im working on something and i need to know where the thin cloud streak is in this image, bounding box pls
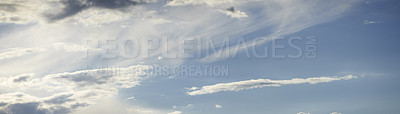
[187,75,358,96]
[0,48,45,60]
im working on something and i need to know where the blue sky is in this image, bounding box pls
[0,0,399,114]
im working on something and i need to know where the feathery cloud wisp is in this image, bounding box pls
[187,75,358,96]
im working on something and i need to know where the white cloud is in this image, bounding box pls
[297,112,310,114]
[43,65,152,89]
[52,42,100,52]
[125,96,136,101]
[330,112,342,114]
[172,104,193,109]
[168,111,182,114]
[187,75,358,96]
[186,87,198,91]
[363,20,380,24]
[215,104,222,109]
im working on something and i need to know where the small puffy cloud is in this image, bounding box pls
[297,112,310,114]
[125,96,136,101]
[215,104,222,109]
[330,112,342,114]
[172,104,193,109]
[363,20,380,24]
[168,111,182,114]
[187,75,358,96]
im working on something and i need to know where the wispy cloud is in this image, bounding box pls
[215,104,222,109]
[199,0,360,62]
[297,112,311,114]
[187,75,358,96]
[0,48,45,60]
[363,20,380,24]
[44,65,152,89]
[330,112,342,114]
[167,111,182,114]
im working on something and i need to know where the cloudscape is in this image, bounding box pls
[1,0,400,114]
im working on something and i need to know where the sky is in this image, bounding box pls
[0,0,400,114]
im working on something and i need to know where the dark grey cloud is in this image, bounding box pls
[0,94,86,114]
[13,75,31,82]
[70,103,89,109]
[46,0,141,22]
[4,102,46,114]
[226,7,235,12]
[0,3,18,12]
[0,102,7,106]
[53,73,112,87]
[0,102,77,114]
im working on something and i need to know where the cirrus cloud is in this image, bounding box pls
[187,75,358,96]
